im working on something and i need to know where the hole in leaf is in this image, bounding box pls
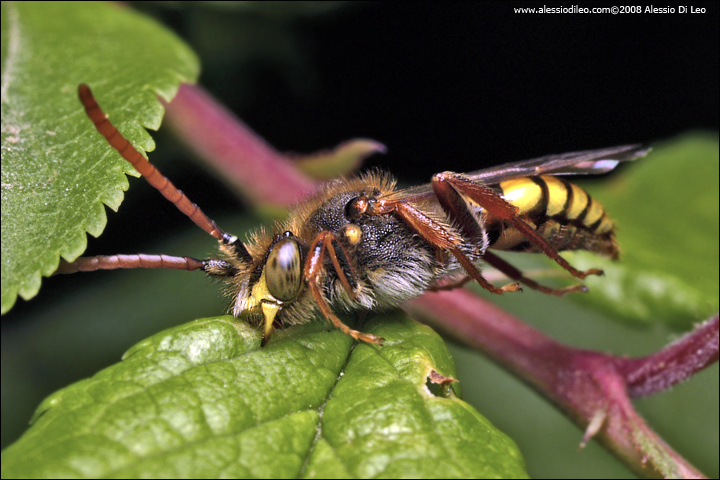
[425,369,457,397]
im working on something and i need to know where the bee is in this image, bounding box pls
[58,84,649,346]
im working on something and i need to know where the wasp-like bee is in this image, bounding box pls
[59,85,649,345]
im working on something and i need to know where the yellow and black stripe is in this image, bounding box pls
[486,175,618,258]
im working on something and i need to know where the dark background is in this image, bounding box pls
[3,2,718,476]
[209,3,719,167]
[213,2,718,173]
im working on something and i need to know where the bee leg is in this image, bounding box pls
[305,231,359,301]
[431,172,603,280]
[482,251,588,296]
[429,276,472,291]
[370,200,520,295]
[304,231,384,345]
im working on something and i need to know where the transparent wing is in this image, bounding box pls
[465,144,650,181]
[388,144,650,202]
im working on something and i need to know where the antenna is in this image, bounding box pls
[78,84,237,246]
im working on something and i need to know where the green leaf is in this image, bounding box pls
[294,139,387,180]
[0,314,527,479]
[574,134,719,326]
[1,1,200,314]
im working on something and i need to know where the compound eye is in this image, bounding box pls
[265,238,303,302]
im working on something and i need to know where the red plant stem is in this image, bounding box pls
[618,315,719,397]
[163,84,317,212]
[404,290,711,478]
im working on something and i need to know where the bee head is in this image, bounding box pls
[230,231,304,345]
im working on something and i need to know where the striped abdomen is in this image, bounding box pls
[486,175,619,259]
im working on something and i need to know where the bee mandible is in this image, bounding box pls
[58,85,649,345]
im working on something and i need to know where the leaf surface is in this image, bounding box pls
[1,1,200,313]
[1,314,527,479]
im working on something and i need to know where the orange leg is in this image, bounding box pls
[369,200,521,295]
[482,251,588,296]
[429,275,472,291]
[303,231,383,345]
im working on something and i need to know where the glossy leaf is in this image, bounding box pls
[1,314,527,478]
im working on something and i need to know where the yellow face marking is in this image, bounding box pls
[239,269,275,313]
[261,301,281,343]
[234,268,278,314]
[251,269,269,298]
[500,178,543,215]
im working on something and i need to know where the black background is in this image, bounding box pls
[218,2,718,177]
